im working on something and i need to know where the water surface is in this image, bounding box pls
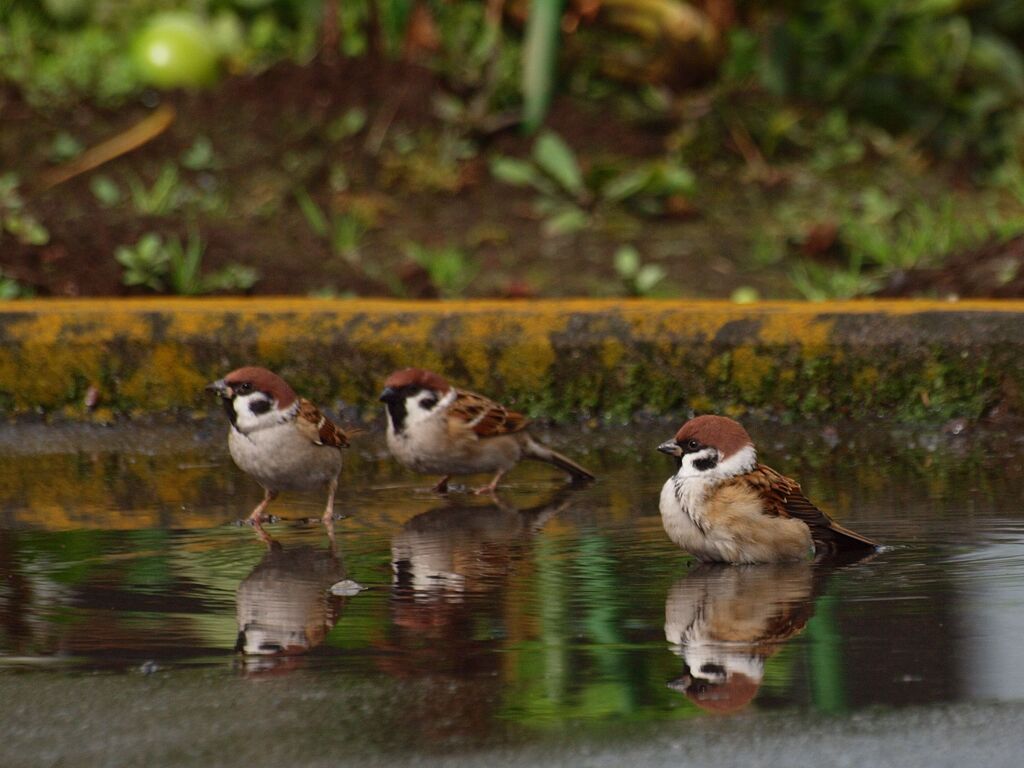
[2,420,1024,764]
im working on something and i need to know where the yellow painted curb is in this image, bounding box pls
[1,298,1022,421]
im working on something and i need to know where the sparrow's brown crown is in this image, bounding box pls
[223,366,298,407]
[674,415,753,458]
[383,368,451,393]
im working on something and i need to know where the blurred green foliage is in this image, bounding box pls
[3,0,1022,166]
[736,0,1024,167]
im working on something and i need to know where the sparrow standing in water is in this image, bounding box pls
[207,366,352,527]
[379,368,595,493]
[658,415,877,563]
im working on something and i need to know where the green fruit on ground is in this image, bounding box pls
[132,12,220,89]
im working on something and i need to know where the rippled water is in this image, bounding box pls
[2,420,1024,761]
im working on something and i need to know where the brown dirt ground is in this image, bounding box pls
[3,57,1023,299]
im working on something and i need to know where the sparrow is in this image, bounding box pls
[657,415,877,563]
[206,366,352,526]
[664,562,816,713]
[378,368,595,493]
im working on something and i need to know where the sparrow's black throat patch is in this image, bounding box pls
[381,385,424,433]
[220,396,238,427]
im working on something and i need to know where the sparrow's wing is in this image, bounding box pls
[296,398,350,448]
[744,465,877,553]
[448,390,530,438]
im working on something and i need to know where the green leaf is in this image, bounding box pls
[613,245,640,278]
[295,188,328,237]
[90,175,122,207]
[533,131,585,199]
[635,264,667,294]
[489,156,544,189]
[522,0,565,133]
[602,167,654,202]
[542,206,588,237]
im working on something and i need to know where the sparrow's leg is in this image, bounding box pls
[431,475,451,494]
[473,470,505,496]
[248,488,278,525]
[322,477,338,523]
[253,521,274,547]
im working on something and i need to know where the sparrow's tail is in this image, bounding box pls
[522,436,596,483]
[814,520,878,557]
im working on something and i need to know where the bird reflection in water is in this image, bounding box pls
[664,562,819,714]
[235,528,346,675]
[385,491,571,670]
[378,491,573,741]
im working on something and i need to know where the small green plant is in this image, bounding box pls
[0,173,49,246]
[490,131,697,235]
[788,260,876,301]
[295,188,368,265]
[180,136,217,171]
[0,269,34,300]
[613,245,668,297]
[126,163,181,216]
[115,231,258,295]
[89,174,123,207]
[116,232,167,291]
[406,242,479,298]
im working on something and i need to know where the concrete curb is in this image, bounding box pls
[1,298,1022,422]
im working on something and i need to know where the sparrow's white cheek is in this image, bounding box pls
[232,393,277,433]
[679,448,720,478]
[402,389,455,430]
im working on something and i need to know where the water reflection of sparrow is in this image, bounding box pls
[235,540,345,662]
[207,366,353,526]
[658,415,877,563]
[664,562,817,713]
[391,493,570,601]
[379,368,595,494]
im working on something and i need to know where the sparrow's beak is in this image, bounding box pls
[658,439,682,457]
[379,386,398,403]
[206,379,232,398]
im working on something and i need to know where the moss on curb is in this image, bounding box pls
[1,298,1021,423]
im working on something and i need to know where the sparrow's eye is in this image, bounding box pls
[234,382,253,395]
[684,438,700,451]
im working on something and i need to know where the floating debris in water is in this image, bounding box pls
[329,579,366,596]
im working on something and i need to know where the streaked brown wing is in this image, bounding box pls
[743,464,877,552]
[742,465,836,527]
[449,390,530,438]
[296,398,350,448]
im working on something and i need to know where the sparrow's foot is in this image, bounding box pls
[472,471,505,496]
[431,476,452,494]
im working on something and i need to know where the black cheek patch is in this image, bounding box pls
[249,398,272,416]
[419,397,438,410]
[693,455,718,472]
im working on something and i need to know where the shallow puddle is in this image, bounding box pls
[2,420,1024,761]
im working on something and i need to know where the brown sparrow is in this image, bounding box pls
[658,415,877,563]
[379,368,595,493]
[207,366,352,526]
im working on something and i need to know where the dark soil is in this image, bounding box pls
[2,57,1022,300]
[876,235,1024,299]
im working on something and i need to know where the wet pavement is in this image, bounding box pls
[2,419,1024,766]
